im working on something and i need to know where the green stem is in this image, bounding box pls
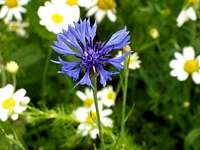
[92,75,105,150]
[41,49,52,97]
[12,74,16,90]
[120,55,130,136]
[0,53,6,86]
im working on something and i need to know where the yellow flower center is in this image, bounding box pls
[129,57,135,66]
[66,0,78,6]
[51,13,64,24]
[5,0,18,8]
[98,0,115,10]
[184,59,199,74]
[84,98,93,107]
[10,23,19,31]
[107,91,115,101]
[86,112,97,124]
[188,0,199,5]
[2,97,16,110]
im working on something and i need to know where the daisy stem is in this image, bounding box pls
[12,74,16,90]
[92,75,105,150]
[0,52,6,87]
[120,55,130,136]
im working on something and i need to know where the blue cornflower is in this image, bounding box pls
[52,19,130,87]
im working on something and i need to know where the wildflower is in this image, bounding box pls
[169,46,200,84]
[6,61,19,74]
[73,105,113,139]
[53,19,130,87]
[76,88,95,108]
[117,51,141,70]
[98,86,116,107]
[7,21,29,37]
[37,0,79,34]
[149,28,159,39]
[183,101,190,108]
[177,7,197,27]
[59,0,93,8]
[0,84,30,121]
[0,0,30,23]
[87,0,117,23]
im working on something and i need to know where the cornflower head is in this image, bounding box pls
[52,19,130,87]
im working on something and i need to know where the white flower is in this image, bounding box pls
[98,86,116,107]
[0,0,30,23]
[76,88,94,108]
[37,0,79,34]
[0,84,30,121]
[177,7,197,27]
[118,51,141,70]
[87,0,117,23]
[7,21,28,37]
[73,106,113,139]
[169,46,200,84]
[6,61,19,74]
[59,0,93,8]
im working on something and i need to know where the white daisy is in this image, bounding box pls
[76,88,95,108]
[118,51,141,70]
[73,106,113,139]
[59,0,93,8]
[0,84,30,121]
[87,0,117,23]
[177,7,197,27]
[0,0,30,23]
[169,46,200,84]
[37,0,79,34]
[98,86,116,107]
[7,21,29,37]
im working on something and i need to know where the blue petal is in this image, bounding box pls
[76,69,92,87]
[53,40,78,56]
[101,52,130,70]
[101,28,130,54]
[61,67,81,81]
[97,65,118,86]
[52,57,80,70]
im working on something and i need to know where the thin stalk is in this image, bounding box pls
[41,49,52,97]
[0,53,6,86]
[12,74,16,90]
[120,55,130,136]
[92,75,105,150]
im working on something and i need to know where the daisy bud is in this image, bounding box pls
[149,28,159,39]
[6,61,19,74]
[123,45,131,52]
[183,101,190,108]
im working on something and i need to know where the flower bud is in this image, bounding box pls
[123,45,131,52]
[149,28,159,39]
[6,61,19,74]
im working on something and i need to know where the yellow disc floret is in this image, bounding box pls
[98,0,115,10]
[184,59,199,74]
[2,97,16,110]
[66,0,78,6]
[5,0,18,8]
[86,112,97,124]
[84,98,93,107]
[51,13,64,24]
[107,91,115,101]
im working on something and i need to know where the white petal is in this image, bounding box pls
[11,114,19,120]
[78,0,96,8]
[101,109,112,117]
[107,10,116,22]
[177,70,189,81]
[192,72,200,84]
[0,6,8,18]
[95,10,106,23]
[186,7,197,21]
[13,89,26,101]
[183,46,195,60]
[76,91,86,101]
[90,128,99,139]
[177,9,188,27]
[87,6,98,16]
